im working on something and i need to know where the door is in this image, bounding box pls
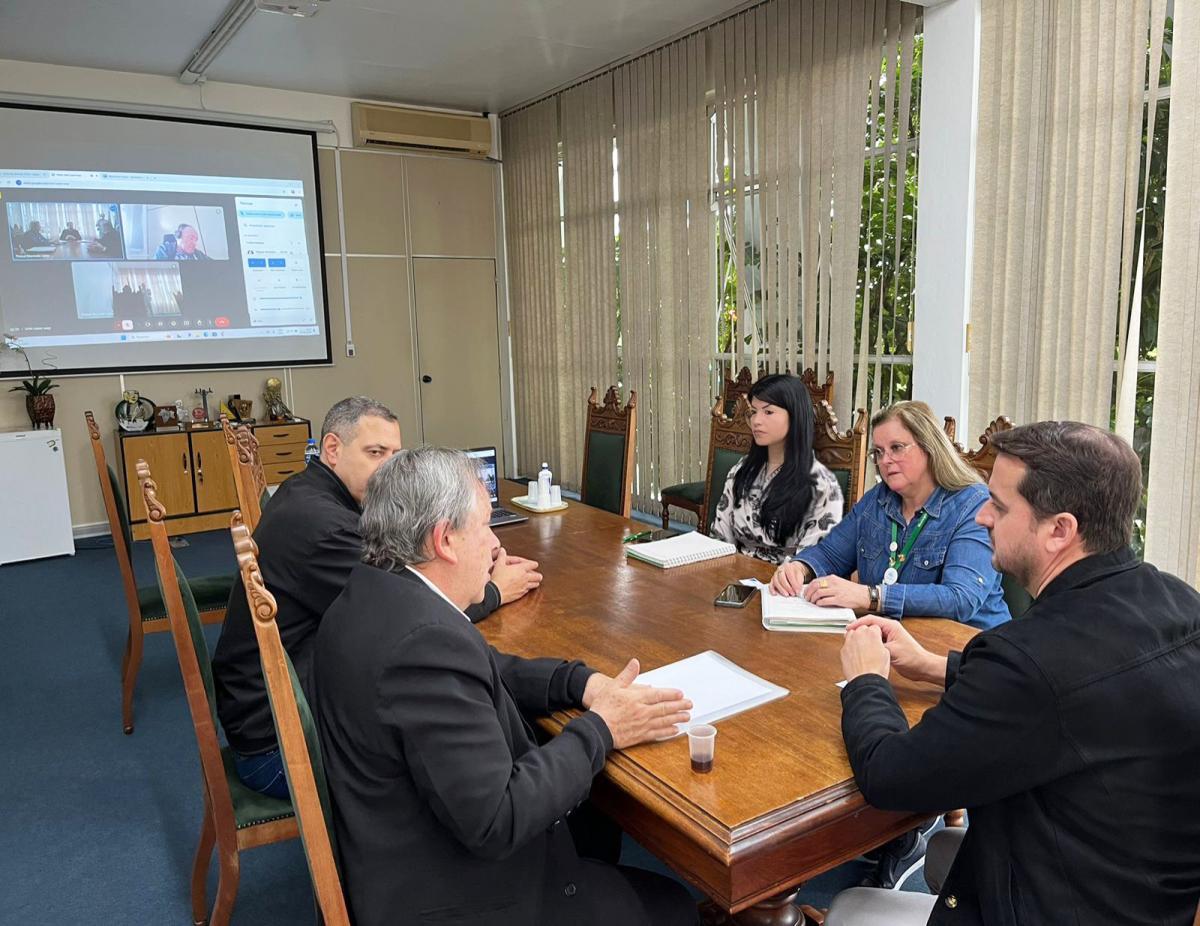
[413,258,505,470]
[122,432,195,520]
[190,430,239,514]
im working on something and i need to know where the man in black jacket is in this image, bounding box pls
[213,397,542,798]
[830,421,1200,926]
[313,447,698,925]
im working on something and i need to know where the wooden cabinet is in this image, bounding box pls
[121,432,195,519]
[191,430,239,514]
[118,418,311,539]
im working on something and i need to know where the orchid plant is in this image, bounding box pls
[2,332,57,396]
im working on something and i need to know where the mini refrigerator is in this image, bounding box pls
[0,428,75,564]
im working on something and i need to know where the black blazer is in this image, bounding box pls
[841,549,1200,925]
[313,564,626,926]
[213,460,499,754]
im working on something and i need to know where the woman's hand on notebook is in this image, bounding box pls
[770,560,812,596]
[803,574,871,612]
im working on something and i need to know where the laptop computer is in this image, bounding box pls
[465,446,528,527]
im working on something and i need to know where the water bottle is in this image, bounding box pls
[538,462,553,506]
[304,438,320,467]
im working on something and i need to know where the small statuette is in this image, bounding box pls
[883,567,899,586]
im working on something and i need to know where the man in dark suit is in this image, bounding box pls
[313,447,699,925]
[828,421,1200,925]
[213,397,542,799]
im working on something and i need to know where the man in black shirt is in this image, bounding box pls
[213,396,542,797]
[830,421,1200,925]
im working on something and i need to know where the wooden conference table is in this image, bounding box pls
[480,482,976,924]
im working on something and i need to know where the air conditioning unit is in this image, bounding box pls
[351,103,492,158]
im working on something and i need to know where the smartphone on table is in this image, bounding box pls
[714,583,758,608]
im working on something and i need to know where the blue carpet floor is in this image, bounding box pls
[0,525,902,924]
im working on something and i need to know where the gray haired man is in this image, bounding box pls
[214,397,541,800]
[313,447,700,926]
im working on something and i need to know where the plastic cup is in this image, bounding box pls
[527,480,540,504]
[550,485,562,506]
[687,724,717,774]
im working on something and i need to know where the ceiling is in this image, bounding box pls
[0,0,750,112]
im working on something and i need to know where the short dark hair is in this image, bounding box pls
[989,421,1141,554]
[320,396,399,444]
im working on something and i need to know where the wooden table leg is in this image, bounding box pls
[700,889,826,926]
[732,889,805,925]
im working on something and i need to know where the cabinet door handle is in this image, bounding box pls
[197,452,204,483]
[275,451,290,457]
[182,452,189,474]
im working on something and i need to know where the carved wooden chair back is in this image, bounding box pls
[221,416,265,532]
[137,462,296,926]
[699,395,755,534]
[959,416,1014,480]
[720,366,755,416]
[232,517,349,925]
[799,367,835,409]
[580,386,638,518]
[812,401,869,514]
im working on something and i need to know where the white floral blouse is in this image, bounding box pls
[710,458,844,564]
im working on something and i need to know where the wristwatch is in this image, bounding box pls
[868,584,881,610]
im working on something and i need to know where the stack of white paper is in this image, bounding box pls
[624,531,736,569]
[760,587,855,633]
[634,650,788,734]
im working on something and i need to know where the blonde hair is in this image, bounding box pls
[870,401,981,492]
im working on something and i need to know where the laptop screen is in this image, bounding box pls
[464,447,499,504]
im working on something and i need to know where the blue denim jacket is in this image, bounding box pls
[797,481,1010,630]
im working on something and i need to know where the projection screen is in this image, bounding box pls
[0,103,331,378]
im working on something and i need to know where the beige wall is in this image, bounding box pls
[0,59,501,531]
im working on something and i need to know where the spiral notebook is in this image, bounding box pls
[624,531,736,569]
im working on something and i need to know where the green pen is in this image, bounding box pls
[623,530,653,543]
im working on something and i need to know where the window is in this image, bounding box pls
[1114,9,1172,555]
[854,34,922,413]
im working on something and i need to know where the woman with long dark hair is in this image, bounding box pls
[710,373,843,563]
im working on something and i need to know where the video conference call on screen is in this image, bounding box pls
[0,169,318,348]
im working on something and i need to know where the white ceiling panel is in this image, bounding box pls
[0,0,749,111]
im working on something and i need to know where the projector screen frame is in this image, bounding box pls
[0,101,334,380]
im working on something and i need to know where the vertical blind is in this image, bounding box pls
[968,0,1168,434]
[502,0,919,512]
[1145,0,1200,581]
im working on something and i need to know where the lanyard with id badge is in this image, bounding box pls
[883,511,929,585]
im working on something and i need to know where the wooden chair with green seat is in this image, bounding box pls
[812,400,869,514]
[660,366,835,529]
[580,386,638,518]
[232,515,350,926]
[219,416,269,534]
[659,367,753,529]
[84,410,232,735]
[695,394,755,534]
[136,461,298,926]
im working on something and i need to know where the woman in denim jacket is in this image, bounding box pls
[771,400,1009,630]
